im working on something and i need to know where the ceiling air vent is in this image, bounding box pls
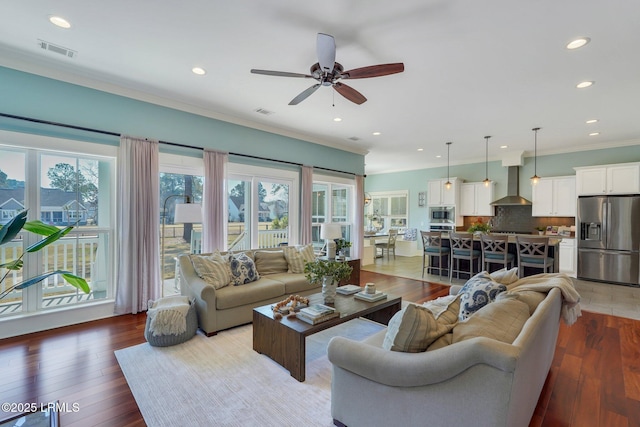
[347,136,360,141]
[37,39,77,59]
[254,108,274,116]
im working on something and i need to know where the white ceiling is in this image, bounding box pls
[1,0,639,175]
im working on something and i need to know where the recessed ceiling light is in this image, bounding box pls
[49,16,71,29]
[333,117,342,122]
[589,132,600,136]
[576,81,594,89]
[192,67,206,75]
[417,148,424,152]
[500,145,508,149]
[566,37,591,50]
[586,119,598,124]
[435,155,442,158]
[372,131,381,136]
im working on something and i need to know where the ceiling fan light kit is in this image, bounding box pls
[251,33,404,105]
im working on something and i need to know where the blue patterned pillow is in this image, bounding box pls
[226,252,260,286]
[458,272,507,321]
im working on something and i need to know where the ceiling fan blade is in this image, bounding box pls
[317,33,336,73]
[342,63,405,79]
[289,84,321,105]
[333,82,367,105]
[251,69,313,78]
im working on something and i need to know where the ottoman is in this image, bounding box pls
[144,297,198,347]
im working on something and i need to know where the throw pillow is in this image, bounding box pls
[283,244,316,274]
[226,252,260,286]
[458,272,507,321]
[383,303,455,353]
[190,251,230,290]
[422,294,461,325]
[452,298,530,345]
[490,267,519,286]
[254,250,289,275]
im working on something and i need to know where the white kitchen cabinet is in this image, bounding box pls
[460,182,495,216]
[558,238,577,277]
[532,176,576,217]
[575,163,640,195]
[427,178,460,206]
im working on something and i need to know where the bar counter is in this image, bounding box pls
[427,233,561,279]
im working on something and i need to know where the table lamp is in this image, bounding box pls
[320,223,342,259]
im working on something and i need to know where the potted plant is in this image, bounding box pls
[535,226,546,235]
[304,259,353,303]
[0,210,90,300]
[467,217,491,235]
[334,238,352,259]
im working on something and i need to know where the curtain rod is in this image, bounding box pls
[0,112,357,176]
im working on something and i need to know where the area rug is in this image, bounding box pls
[115,318,385,427]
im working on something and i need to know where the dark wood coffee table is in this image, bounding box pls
[252,292,402,382]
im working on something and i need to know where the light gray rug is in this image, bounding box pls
[115,318,385,427]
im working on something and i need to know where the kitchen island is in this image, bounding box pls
[426,233,561,279]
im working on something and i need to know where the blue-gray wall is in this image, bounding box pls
[0,66,364,175]
[365,145,640,230]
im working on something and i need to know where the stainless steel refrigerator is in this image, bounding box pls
[577,195,640,286]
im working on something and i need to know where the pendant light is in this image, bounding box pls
[445,141,452,190]
[530,127,541,185]
[482,136,491,187]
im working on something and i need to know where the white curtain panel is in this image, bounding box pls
[114,136,160,314]
[352,175,364,260]
[202,150,228,253]
[299,165,313,245]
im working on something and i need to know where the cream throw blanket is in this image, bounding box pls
[507,273,582,325]
[147,296,191,336]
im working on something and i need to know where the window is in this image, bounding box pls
[312,175,355,253]
[0,143,116,317]
[366,191,408,231]
[228,164,297,251]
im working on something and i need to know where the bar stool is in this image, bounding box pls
[420,231,450,279]
[449,232,481,282]
[480,234,515,272]
[515,236,554,277]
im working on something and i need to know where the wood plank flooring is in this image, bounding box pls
[1,270,638,426]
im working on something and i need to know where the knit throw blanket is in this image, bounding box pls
[508,273,582,325]
[147,296,191,336]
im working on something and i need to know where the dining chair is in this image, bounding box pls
[480,234,515,272]
[375,229,398,260]
[515,236,554,277]
[449,232,481,281]
[420,230,450,279]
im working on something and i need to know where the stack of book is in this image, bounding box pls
[297,303,340,325]
[354,290,387,302]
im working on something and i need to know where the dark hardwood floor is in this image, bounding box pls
[1,270,638,426]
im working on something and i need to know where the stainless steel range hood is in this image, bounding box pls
[491,166,532,206]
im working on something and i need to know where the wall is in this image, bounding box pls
[365,145,640,232]
[0,66,365,174]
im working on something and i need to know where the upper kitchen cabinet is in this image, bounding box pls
[575,163,640,195]
[532,176,576,217]
[460,182,495,216]
[427,178,461,206]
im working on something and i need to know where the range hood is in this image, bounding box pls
[491,166,532,206]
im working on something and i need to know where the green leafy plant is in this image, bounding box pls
[334,238,352,253]
[304,259,353,285]
[467,217,491,233]
[0,210,90,300]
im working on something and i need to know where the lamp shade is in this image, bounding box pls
[320,223,342,240]
[174,203,203,224]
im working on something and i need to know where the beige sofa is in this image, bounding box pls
[178,247,321,336]
[328,280,567,427]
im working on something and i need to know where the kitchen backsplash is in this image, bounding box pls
[462,205,575,233]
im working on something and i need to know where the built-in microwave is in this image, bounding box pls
[429,206,455,224]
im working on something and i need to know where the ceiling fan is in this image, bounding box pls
[251,33,404,105]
